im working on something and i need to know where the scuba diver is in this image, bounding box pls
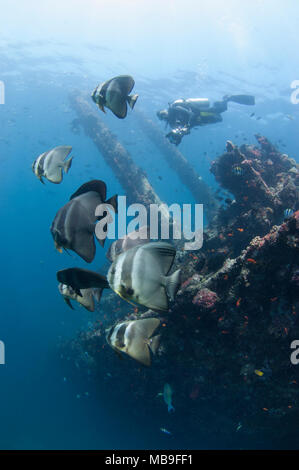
[157,94,255,145]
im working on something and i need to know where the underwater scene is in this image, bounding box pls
[1,0,299,452]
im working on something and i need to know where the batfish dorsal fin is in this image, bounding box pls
[113,75,135,95]
[53,145,72,161]
[105,194,118,213]
[126,318,160,366]
[141,242,176,275]
[56,267,110,291]
[134,318,161,339]
[70,180,107,201]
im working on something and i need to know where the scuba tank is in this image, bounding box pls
[171,98,210,111]
[185,98,210,109]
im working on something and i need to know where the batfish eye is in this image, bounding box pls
[126,287,134,296]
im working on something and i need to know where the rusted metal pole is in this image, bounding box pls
[69,92,163,208]
[135,110,217,219]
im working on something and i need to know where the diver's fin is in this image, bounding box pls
[127,94,138,110]
[64,297,75,310]
[106,194,118,213]
[225,94,255,106]
[163,269,181,301]
[70,180,107,201]
[141,242,176,275]
[64,156,73,174]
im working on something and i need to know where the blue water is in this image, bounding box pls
[0,0,299,450]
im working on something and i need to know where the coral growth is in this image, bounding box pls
[192,288,219,310]
[61,135,299,444]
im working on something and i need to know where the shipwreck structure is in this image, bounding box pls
[66,95,299,447]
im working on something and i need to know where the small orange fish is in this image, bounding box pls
[227,233,233,237]
[247,258,257,264]
[236,298,242,307]
[221,330,229,334]
[223,274,228,280]
[270,297,278,302]
[237,228,244,232]
[262,408,268,412]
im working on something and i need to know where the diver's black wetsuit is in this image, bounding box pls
[157,94,255,145]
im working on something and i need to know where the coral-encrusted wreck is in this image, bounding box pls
[61,134,299,447]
